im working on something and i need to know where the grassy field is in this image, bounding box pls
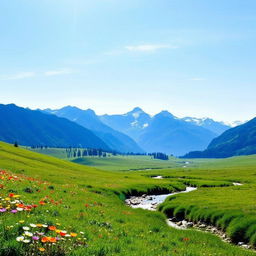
[28,147,187,171]
[0,142,256,255]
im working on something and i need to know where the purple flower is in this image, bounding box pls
[0,208,7,212]
[11,209,18,213]
[32,236,39,241]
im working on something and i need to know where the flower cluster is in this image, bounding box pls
[0,193,38,214]
[16,223,87,253]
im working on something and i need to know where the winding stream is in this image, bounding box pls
[125,186,197,211]
[125,181,251,249]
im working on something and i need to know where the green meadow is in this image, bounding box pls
[1,142,256,255]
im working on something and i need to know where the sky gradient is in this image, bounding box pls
[0,0,256,122]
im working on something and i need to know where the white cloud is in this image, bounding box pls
[0,72,36,80]
[44,68,74,76]
[125,44,178,52]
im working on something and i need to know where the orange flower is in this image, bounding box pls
[36,224,43,227]
[48,226,56,231]
[39,247,45,252]
[41,237,48,243]
[70,232,77,237]
[9,193,14,197]
[49,237,57,243]
[39,201,46,205]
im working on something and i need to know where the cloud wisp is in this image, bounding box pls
[125,44,178,52]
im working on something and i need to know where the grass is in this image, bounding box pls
[0,141,255,255]
[28,147,187,171]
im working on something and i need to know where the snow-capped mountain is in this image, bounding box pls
[182,117,231,135]
[99,107,151,140]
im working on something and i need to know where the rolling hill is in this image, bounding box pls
[44,106,144,153]
[0,104,109,149]
[184,117,256,158]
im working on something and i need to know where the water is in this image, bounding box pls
[127,187,197,211]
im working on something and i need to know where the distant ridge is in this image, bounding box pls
[100,108,221,156]
[183,117,256,158]
[44,106,144,153]
[0,104,109,149]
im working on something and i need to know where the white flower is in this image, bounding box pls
[23,226,30,231]
[42,224,48,228]
[80,231,84,234]
[30,224,37,228]
[16,236,24,242]
[17,207,24,211]
[24,231,33,237]
[23,239,31,243]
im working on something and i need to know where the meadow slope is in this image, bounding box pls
[0,142,255,256]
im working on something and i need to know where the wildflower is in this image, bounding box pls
[36,224,43,228]
[41,237,49,243]
[48,226,56,231]
[23,239,31,243]
[23,226,30,231]
[39,248,45,252]
[49,237,57,243]
[24,231,33,237]
[60,231,67,237]
[16,236,24,242]
[32,236,40,241]
[70,233,77,237]
[30,224,37,228]
[17,207,24,211]
[0,208,7,213]
[11,209,18,213]
[9,193,15,197]
[19,220,25,224]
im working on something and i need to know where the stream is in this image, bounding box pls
[125,182,251,249]
[125,186,197,211]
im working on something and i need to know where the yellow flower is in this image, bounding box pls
[19,220,25,224]
[70,233,77,237]
[39,247,45,252]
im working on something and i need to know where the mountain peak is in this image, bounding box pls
[156,110,175,119]
[131,107,143,113]
[61,105,80,111]
[84,108,96,116]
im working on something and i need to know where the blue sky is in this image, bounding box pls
[0,0,255,122]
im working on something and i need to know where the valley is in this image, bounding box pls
[0,141,256,255]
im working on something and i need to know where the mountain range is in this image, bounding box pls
[0,103,236,156]
[100,107,230,155]
[44,106,144,153]
[0,104,109,150]
[45,106,231,155]
[184,117,256,158]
